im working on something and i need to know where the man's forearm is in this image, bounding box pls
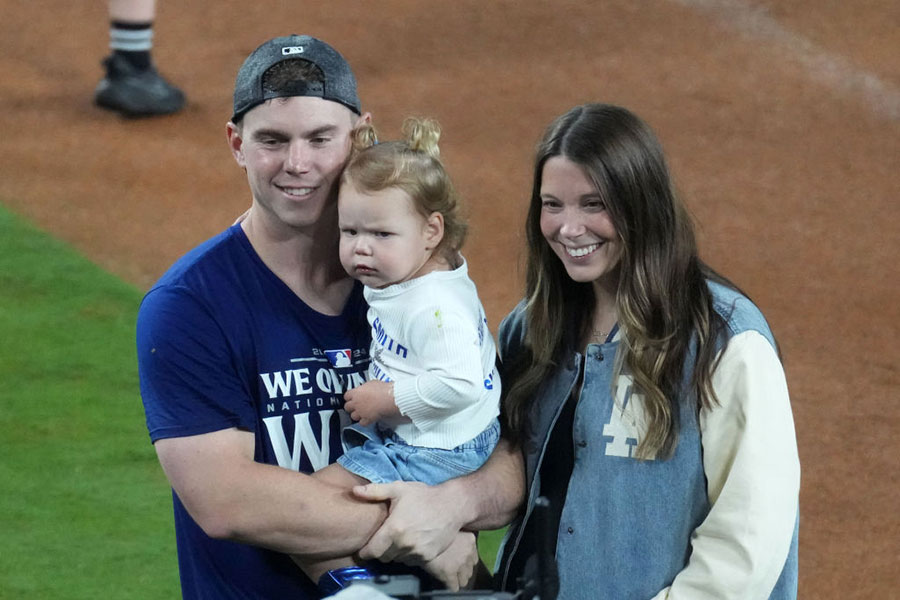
[155,429,388,560]
[222,462,389,560]
[442,437,525,531]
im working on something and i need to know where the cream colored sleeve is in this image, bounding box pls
[656,330,800,599]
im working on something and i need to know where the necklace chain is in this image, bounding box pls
[592,309,617,342]
[591,326,613,341]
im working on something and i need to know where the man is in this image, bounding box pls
[138,34,526,599]
[137,34,398,598]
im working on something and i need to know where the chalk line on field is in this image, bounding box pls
[669,0,900,121]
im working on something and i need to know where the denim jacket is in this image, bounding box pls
[495,282,799,599]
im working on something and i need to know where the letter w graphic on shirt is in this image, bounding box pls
[262,410,346,471]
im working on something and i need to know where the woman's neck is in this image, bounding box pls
[589,272,619,343]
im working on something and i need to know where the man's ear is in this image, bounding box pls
[355,111,373,127]
[225,121,246,168]
[424,211,445,250]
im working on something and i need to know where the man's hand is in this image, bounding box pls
[422,531,479,592]
[351,439,525,566]
[344,381,401,426]
[353,481,464,564]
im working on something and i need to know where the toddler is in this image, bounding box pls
[301,118,501,595]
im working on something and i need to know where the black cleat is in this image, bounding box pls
[94,54,185,117]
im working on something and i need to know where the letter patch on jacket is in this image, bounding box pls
[602,375,651,459]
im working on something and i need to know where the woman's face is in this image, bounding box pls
[539,156,622,285]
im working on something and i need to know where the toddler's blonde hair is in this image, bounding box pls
[342,118,468,261]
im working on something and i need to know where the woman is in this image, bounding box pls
[493,103,800,599]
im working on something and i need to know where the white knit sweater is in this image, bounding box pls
[362,259,500,450]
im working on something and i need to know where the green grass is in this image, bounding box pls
[0,204,505,596]
[0,206,179,599]
[478,527,506,571]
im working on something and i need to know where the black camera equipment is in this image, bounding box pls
[350,496,558,600]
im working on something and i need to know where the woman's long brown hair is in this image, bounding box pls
[504,104,736,459]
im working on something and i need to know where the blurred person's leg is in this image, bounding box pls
[95,0,185,117]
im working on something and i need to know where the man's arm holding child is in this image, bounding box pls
[155,427,389,560]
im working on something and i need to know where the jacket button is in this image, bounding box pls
[567,527,574,534]
[577,440,587,448]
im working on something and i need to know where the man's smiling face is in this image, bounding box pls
[230,95,359,233]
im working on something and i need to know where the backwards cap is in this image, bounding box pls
[231,34,361,123]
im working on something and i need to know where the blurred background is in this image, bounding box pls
[1,1,897,597]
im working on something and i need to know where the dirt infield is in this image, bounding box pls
[1,1,897,596]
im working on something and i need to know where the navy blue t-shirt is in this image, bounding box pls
[137,224,370,599]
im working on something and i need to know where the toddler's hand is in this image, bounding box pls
[344,381,399,426]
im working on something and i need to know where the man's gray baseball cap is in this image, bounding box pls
[231,34,361,122]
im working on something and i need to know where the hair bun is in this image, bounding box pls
[402,117,441,158]
[351,123,378,152]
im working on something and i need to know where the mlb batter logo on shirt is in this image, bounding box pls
[324,349,353,368]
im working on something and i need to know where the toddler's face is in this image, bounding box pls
[338,183,439,289]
